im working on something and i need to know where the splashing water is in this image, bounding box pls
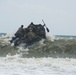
[0,33,76,75]
[0,56,76,75]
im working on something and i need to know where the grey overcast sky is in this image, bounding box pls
[0,0,76,35]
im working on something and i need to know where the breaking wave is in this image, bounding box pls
[0,34,76,58]
[0,34,76,75]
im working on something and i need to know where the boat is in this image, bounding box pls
[10,21,49,46]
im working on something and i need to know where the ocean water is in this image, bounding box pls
[0,34,76,75]
[55,35,76,39]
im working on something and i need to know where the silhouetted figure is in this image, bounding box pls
[10,25,25,46]
[15,25,24,38]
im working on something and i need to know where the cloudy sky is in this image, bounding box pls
[0,0,76,35]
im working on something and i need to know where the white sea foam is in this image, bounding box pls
[0,34,76,75]
[46,33,55,41]
[0,56,76,75]
[0,33,14,45]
